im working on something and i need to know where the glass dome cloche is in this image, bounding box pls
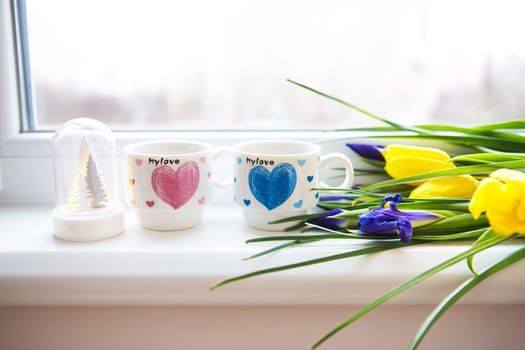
[51,118,124,241]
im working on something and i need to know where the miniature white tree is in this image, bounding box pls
[66,137,108,211]
[84,150,108,208]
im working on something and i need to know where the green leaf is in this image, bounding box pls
[324,197,470,213]
[210,241,421,291]
[412,228,488,241]
[472,119,525,131]
[268,212,326,224]
[452,153,525,164]
[354,134,525,152]
[466,228,498,275]
[310,232,512,349]
[332,208,370,219]
[287,79,429,134]
[359,159,387,168]
[362,159,525,191]
[246,234,350,244]
[415,123,525,141]
[243,239,323,260]
[326,109,525,146]
[352,168,388,175]
[396,202,471,213]
[412,213,489,234]
[318,188,387,199]
[408,237,524,350]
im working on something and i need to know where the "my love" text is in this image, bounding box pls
[246,157,275,167]
[149,157,180,166]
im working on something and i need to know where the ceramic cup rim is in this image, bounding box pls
[232,140,320,157]
[124,140,212,157]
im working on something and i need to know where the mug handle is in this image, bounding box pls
[319,153,354,189]
[211,146,235,187]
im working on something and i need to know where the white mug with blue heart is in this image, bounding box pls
[231,140,354,230]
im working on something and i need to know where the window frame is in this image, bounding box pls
[0,0,21,144]
[0,0,347,205]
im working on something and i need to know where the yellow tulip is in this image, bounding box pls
[409,175,478,199]
[381,144,455,183]
[381,144,451,163]
[469,169,525,236]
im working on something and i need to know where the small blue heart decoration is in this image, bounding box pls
[307,175,314,183]
[233,176,237,183]
[248,163,297,211]
[315,192,320,199]
[243,199,251,206]
[236,157,242,165]
[293,199,303,208]
[297,159,306,166]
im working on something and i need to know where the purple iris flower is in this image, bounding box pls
[346,143,385,162]
[357,194,438,243]
[308,208,347,230]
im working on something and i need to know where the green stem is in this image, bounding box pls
[243,239,323,260]
[466,228,496,275]
[413,227,488,241]
[210,241,421,290]
[287,79,428,134]
[246,234,350,243]
[311,232,513,349]
[355,134,525,153]
[408,238,524,350]
[362,160,525,191]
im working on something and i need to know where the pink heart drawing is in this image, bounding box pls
[200,156,207,163]
[151,162,200,210]
[198,196,206,205]
[135,159,143,166]
[146,200,155,207]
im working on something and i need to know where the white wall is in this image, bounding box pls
[1,305,524,350]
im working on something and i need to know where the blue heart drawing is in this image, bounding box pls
[297,159,306,166]
[293,200,303,208]
[248,163,297,210]
[307,175,314,183]
[236,157,242,165]
[243,199,251,206]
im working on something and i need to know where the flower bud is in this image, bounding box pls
[358,194,440,242]
[409,175,478,199]
[469,169,525,236]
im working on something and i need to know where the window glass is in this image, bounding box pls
[23,0,525,131]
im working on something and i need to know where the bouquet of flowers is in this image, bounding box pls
[211,80,525,349]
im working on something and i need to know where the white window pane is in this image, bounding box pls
[25,0,525,130]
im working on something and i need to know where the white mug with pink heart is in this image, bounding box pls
[124,140,213,230]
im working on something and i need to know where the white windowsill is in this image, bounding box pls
[1,204,524,307]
